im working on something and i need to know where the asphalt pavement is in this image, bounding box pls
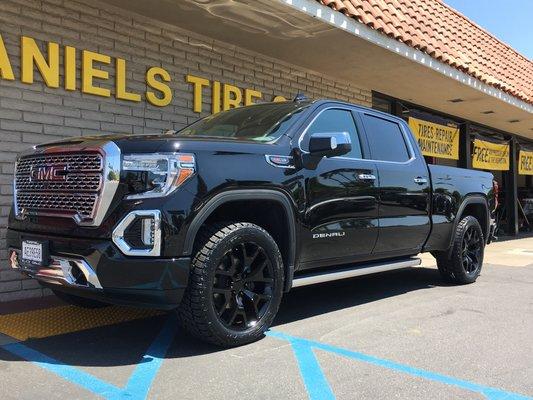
[0,237,532,399]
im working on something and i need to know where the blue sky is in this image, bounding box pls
[444,0,533,60]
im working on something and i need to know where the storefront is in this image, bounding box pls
[0,0,531,301]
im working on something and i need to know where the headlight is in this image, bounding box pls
[122,153,195,199]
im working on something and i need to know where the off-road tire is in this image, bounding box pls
[52,289,110,308]
[177,222,284,347]
[435,216,485,284]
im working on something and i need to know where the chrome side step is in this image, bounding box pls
[292,257,421,288]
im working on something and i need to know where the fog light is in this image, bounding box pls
[112,210,162,257]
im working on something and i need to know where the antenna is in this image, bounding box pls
[293,93,309,102]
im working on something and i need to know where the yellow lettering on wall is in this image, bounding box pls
[273,95,287,102]
[244,88,262,106]
[146,67,172,107]
[212,80,221,114]
[0,34,14,80]
[64,46,76,91]
[223,84,242,111]
[82,50,111,97]
[116,58,141,102]
[21,36,59,88]
[186,74,210,113]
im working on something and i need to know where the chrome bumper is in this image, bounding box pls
[9,249,102,289]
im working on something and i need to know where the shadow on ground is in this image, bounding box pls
[0,267,445,368]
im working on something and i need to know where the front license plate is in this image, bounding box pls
[21,240,45,267]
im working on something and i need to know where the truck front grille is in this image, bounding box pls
[14,150,111,225]
[16,192,99,219]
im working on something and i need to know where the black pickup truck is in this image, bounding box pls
[8,99,496,346]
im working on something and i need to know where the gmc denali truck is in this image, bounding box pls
[8,99,496,346]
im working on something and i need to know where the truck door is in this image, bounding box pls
[358,111,430,256]
[299,106,380,268]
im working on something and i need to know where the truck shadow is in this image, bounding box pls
[0,267,446,368]
[274,266,444,325]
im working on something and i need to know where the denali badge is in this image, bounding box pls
[29,164,67,182]
[313,231,346,239]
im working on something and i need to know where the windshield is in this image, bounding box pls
[176,102,310,142]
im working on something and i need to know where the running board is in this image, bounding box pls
[292,257,421,288]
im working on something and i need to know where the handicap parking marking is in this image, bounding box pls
[267,330,533,400]
[1,314,178,399]
[0,305,162,341]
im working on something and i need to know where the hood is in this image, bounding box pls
[33,132,284,155]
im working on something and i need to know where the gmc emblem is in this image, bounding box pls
[30,164,67,182]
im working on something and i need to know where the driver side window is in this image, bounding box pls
[304,109,363,159]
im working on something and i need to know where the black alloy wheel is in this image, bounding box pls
[461,226,482,274]
[213,242,274,330]
[435,215,485,284]
[177,222,284,347]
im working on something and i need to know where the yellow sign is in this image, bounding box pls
[408,117,459,160]
[472,139,509,170]
[519,149,533,175]
[0,34,287,113]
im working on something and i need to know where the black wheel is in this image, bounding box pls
[52,289,109,308]
[436,216,485,284]
[177,222,284,347]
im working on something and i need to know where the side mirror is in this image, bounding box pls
[308,132,352,158]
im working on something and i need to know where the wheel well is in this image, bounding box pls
[195,199,292,275]
[460,202,488,240]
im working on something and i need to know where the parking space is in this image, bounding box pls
[1,237,532,400]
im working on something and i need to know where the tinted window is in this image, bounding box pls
[177,102,310,142]
[305,109,363,159]
[362,114,410,162]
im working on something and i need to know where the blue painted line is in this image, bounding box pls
[2,341,122,398]
[120,314,178,399]
[267,330,532,400]
[1,314,178,399]
[290,339,335,400]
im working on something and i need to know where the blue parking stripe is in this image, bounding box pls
[1,314,178,399]
[2,341,122,398]
[121,314,178,399]
[267,330,532,400]
[290,339,335,400]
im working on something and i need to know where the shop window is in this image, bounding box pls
[372,96,392,114]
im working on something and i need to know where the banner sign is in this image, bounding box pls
[408,117,459,160]
[472,139,510,170]
[519,149,533,175]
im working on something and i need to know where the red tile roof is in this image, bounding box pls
[318,0,533,104]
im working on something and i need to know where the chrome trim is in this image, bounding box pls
[10,249,102,289]
[112,210,162,257]
[358,173,376,181]
[292,258,421,288]
[13,141,121,227]
[265,155,296,169]
[87,141,121,226]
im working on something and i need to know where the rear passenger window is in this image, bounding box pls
[361,114,410,162]
[305,109,363,159]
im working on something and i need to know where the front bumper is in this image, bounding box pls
[7,228,190,310]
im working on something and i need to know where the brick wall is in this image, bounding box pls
[0,0,372,301]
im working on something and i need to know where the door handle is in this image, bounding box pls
[358,173,376,181]
[414,177,428,185]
